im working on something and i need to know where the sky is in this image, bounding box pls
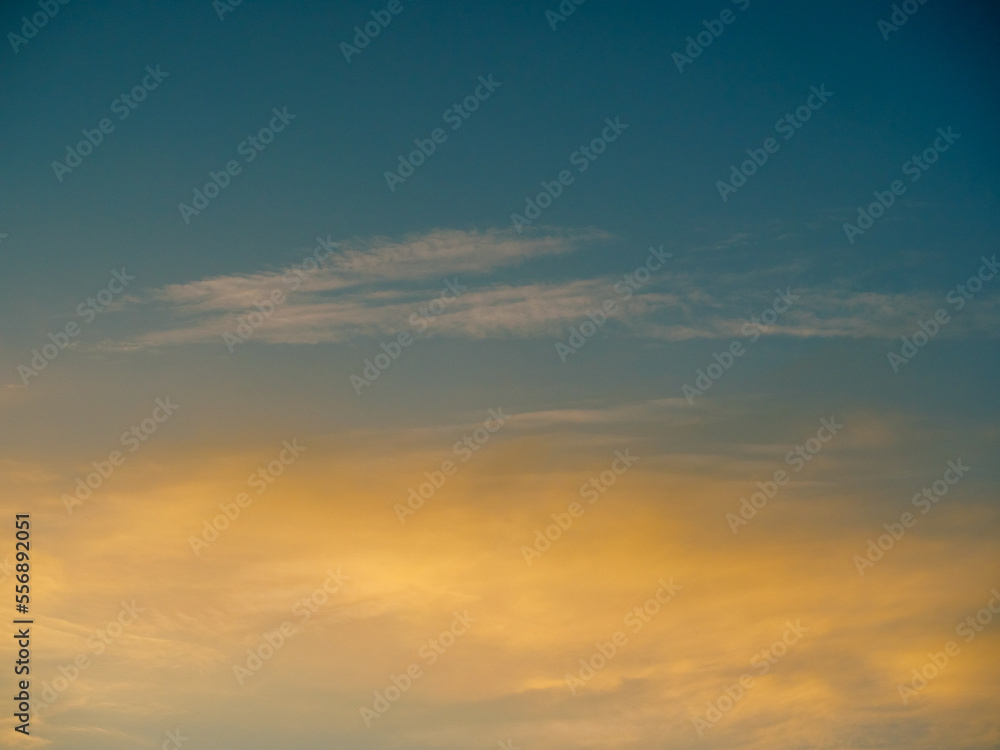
[0,0,999,748]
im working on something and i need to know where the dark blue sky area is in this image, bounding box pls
[1,0,998,309]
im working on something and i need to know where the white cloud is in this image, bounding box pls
[99,229,1000,349]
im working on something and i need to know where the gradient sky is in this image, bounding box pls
[1,1,999,749]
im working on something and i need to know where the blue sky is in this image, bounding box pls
[2,0,998,288]
[1,1,999,749]
[2,0,998,426]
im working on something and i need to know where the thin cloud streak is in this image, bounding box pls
[99,230,998,349]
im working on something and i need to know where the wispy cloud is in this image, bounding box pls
[152,227,606,313]
[99,229,1000,349]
